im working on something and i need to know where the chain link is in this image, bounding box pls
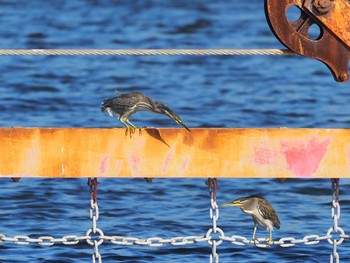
[220,235,250,246]
[340,233,350,240]
[330,240,340,263]
[92,240,102,263]
[209,241,219,263]
[206,228,224,246]
[86,228,104,246]
[332,201,340,231]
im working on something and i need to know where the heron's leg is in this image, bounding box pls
[252,222,257,239]
[264,229,273,246]
[126,119,136,128]
[119,117,129,128]
[270,228,272,241]
[126,119,138,134]
[252,222,258,245]
[119,117,132,137]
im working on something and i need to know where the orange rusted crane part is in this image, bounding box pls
[304,0,350,48]
[0,128,349,178]
[265,0,350,82]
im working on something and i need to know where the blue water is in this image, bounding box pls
[0,0,350,262]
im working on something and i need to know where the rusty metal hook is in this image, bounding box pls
[206,178,218,199]
[331,178,340,203]
[88,178,100,203]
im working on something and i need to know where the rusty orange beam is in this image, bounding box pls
[0,128,349,178]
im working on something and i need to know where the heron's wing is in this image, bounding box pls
[101,94,138,115]
[114,94,140,106]
[258,198,280,229]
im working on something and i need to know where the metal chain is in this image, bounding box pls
[0,49,293,56]
[329,179,342,263]
[206,178,222,263]
[0,234,89,245]
[0,178,348,262]
[1,232,345,248]
[102,235,208,246]
[221,234,332,248]
[93,241,102,263]
[87,178,103,263]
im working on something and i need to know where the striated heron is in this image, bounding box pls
[101,92,190,133]
[222,195,280,245]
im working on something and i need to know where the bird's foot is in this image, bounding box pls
[124,127,136,138]
[138,126,146,135]
[264,238,273,247]
[124,126,144,137]
[251,238,259,246]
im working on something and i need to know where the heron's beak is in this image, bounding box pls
[164,110,191,132]
[221,200,241,207]
[178,121,191,132]
[171,116,190,132]
[221,202,235,207]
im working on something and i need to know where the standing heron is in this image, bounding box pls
[222,196,280,245]
[101,92,190,134]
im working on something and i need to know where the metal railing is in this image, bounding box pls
[0,178,348,263]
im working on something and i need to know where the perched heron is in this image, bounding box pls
[222,196,280,245]
[101,92,190,133]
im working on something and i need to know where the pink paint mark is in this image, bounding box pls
[281,138,330,177]
[130,155,140,172]
[100,156,109,174]
[181,156,190,172]
[253,146,278,165]
[162,149,174,173]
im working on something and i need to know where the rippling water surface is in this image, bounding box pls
[0,1,349,262]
